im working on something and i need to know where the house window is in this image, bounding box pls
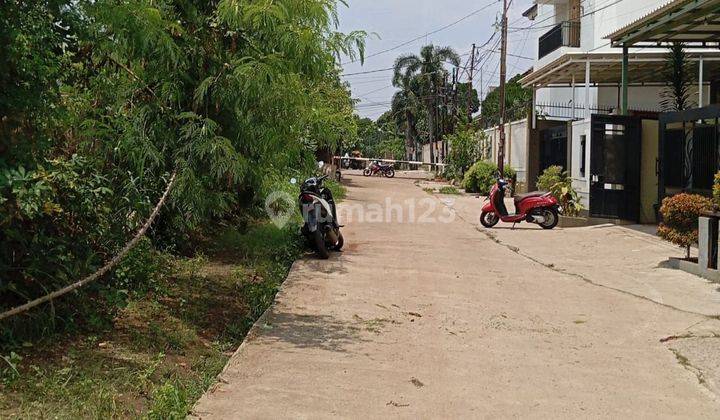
[580,135,587,177]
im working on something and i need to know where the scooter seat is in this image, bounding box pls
[514,191,548,207]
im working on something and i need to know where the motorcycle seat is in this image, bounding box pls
[514,191,548,206]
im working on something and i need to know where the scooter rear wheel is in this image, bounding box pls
[480,211,499,228]
[332,231,344,251]
[312,230,330,259]
[384,168,395,178]
[539,208,559,230]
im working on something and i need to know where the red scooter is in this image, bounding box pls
[480,175,560,229]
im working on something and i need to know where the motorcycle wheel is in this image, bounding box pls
[480,211,499,228]
[384,168,395,178]
[332,231,344,251]
[312,230,330,259]
[539,208,559,230]
[363,168,371,177]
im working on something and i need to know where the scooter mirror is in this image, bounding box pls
[290,178,297,185]
[318,160,324,169]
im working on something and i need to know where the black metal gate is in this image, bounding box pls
[659,105,720,203]
[589,115,642,221]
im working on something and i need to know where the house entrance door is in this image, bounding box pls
[589,114,642,221]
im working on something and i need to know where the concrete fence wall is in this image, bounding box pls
[482,118,529,186]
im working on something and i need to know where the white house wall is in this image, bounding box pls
[570,119,591,208]
[530,0,713,109]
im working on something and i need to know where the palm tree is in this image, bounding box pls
[660,42,694,112]
[391,77,421,161]
[393,45,460,163]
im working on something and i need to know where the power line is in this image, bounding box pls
[356,84,394,97]
[341,0,502,65]
[341,67,394,77]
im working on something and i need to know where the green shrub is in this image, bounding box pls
[658,193,713,258]
[462,161,515,194]
[536,165,584,217]
[536,165,564,191]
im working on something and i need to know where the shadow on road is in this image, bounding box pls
[255,311,367,353]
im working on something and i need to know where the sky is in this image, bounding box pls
[337,0,536,120]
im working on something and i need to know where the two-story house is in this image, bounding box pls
[488,0,720,222]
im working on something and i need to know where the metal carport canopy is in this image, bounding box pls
[519,51,720,88]
[607,0,720,47]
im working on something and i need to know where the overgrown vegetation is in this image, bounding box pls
[1,1,360,415]
[462,161,515,195]
[0,222,305,418]
[1,0,363,339]
[658,193,713,259]
[536,166,583,217]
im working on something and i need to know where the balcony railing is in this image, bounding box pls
[538,21,580,59]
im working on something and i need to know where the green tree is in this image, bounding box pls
[390,76,422,160]
[393,45,460,163]
[480,73,531,127]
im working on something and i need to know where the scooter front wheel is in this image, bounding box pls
[480,211,499,228]
[363,168,371,177]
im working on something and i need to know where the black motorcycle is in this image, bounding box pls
[295,173,343,259]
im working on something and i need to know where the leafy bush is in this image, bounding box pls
[462,161,515,194]
[658,193,713,258]
[536,165,584,217]
[444,129,481,181]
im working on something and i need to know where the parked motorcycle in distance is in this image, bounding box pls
[480,172,560,229]
[363,160,395,178]
[294,162,344,259]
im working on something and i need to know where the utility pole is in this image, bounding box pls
[452,67,459,133]
[497,0,508,174]
[467,43,476,124]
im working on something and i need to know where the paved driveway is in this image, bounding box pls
[193,175,720,418]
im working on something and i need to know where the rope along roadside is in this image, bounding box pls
[0,172,177,322]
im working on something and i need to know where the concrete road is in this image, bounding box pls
[192,175,720,419]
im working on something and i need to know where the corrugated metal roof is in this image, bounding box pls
[606,0,720,45]
[605,0,688,40]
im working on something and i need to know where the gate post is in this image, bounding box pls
[698,214,719,270]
